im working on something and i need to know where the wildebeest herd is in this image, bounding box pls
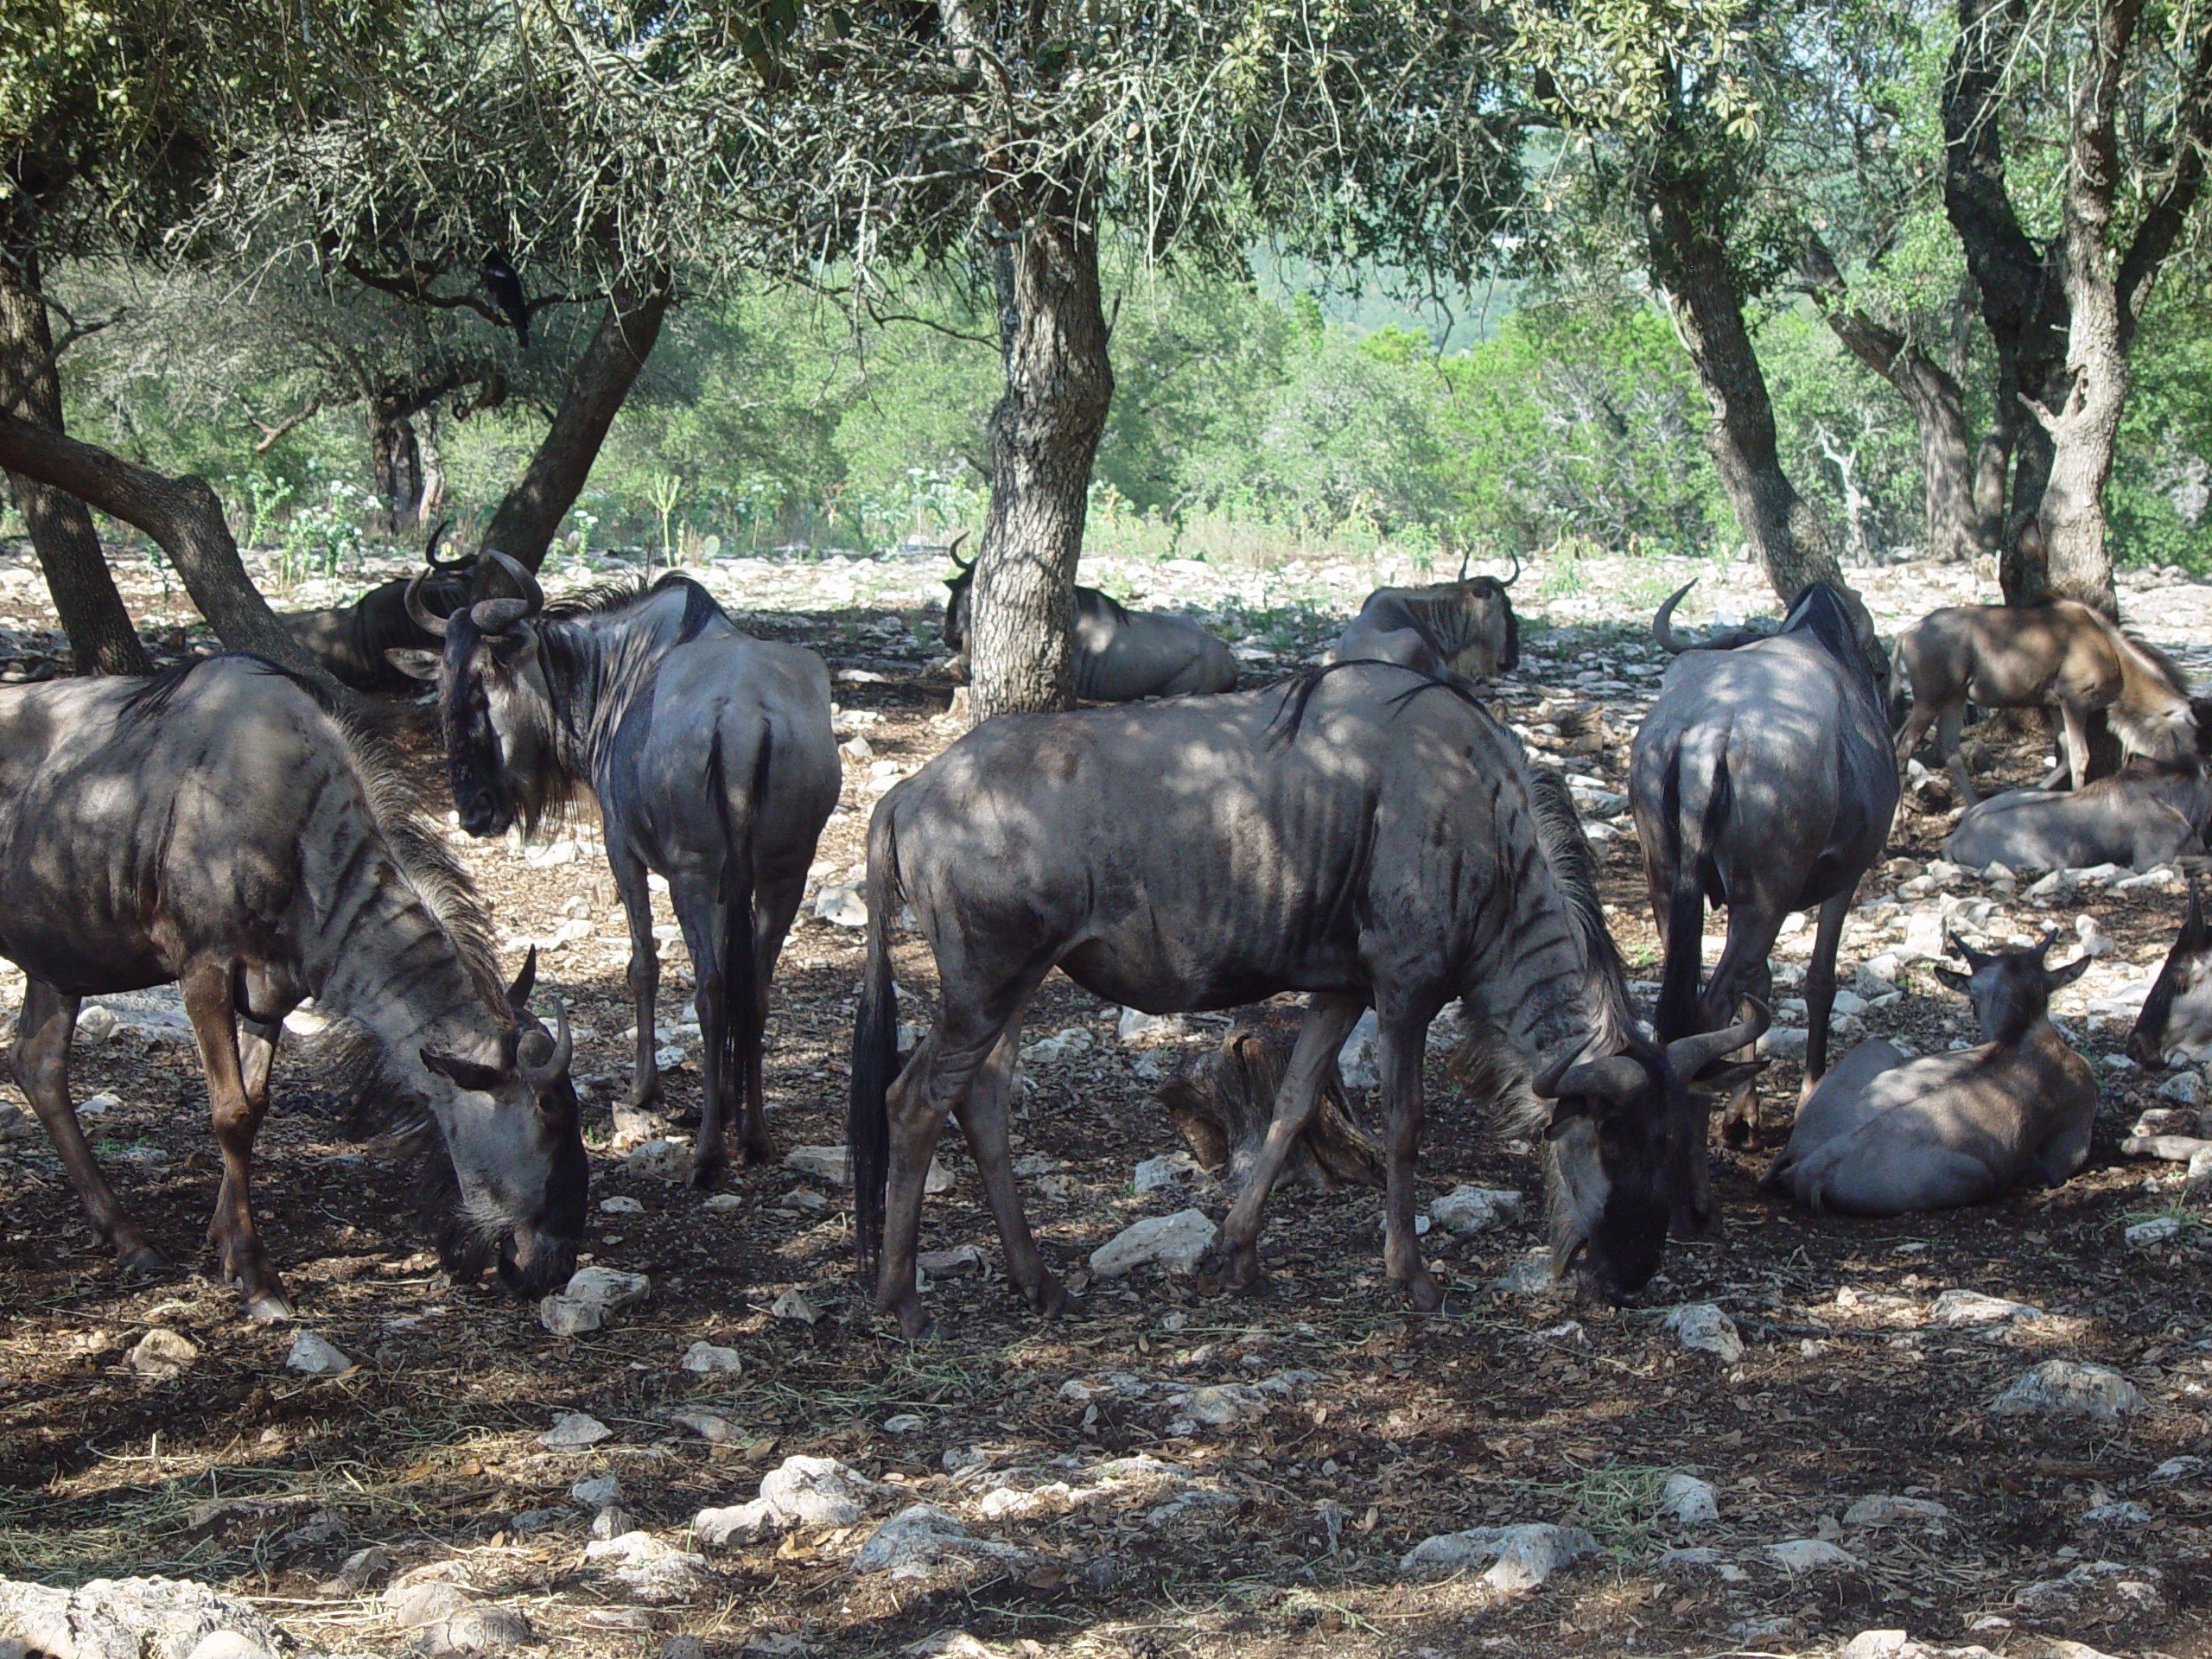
[8,542,2212,1334]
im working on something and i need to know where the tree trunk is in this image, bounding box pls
[0,245,149,674]
[370,406,424,537]
[0,414,340,691]
[480,270,672,571]
[1155,1006,1383,1193]
[967,200,1113,721]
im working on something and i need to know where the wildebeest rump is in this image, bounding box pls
[1893,599,2196,805]
[0,654,587,1319]
[2126,862,2212,1066]
[941,550,1237,701]
[1942,745,2212,873]
[848,661,1765,1338]
[394,556,840,1186]
[1632,581,1898,1147]
[280,520,480,692]
[1328,560,1521,682]
[1763,935,2094,1214]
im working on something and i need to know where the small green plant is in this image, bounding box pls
[646,473,684,567]
[235,473,293,553]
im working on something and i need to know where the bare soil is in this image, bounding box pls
[1,547,2209,1659]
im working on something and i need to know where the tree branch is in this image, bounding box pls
[238,392,327,453]
[0,312,123,420]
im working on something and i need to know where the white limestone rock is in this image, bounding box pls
[1664,1303,1745,1363]
[1398,1522,1599,1592]
[1088,1209,1216,1277]
[1989,1360,2145,1423]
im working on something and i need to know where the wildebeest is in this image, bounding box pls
[281,520,480,691]
[1762,935,2094,1213]
[393,554,840,1186]
[0,654,587,1319]
[1327,556,1522,681]
[941,545,1238,701]
[1892,599,2196,805]
[1942,743,2212,872]
[2126,862,2212,1066]
[847,661,1767,1338]
[1632,580,1898,1145]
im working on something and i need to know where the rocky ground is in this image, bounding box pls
[0,537,2209,1659]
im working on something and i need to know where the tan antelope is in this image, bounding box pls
[1893,599,2196,806]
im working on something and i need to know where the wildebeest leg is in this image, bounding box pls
[742,866,810,1167]
[2029,1103,2096,1185]
[1800,889,1853,1088]
[670,872,734,1187]
[948,1018,1065,1320]
[1935,703,1977,806]
[179,959,290,1320]
[1209,994,1364,1293]
[12,980,165,1274]
[1894,696,1939,785]
[1374,1007,1444,1312]
[2056,700,2094,792]
[608,847,664,1114]
[1703,922,1777,1148]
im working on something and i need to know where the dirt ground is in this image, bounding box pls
[1,544,2209,1659]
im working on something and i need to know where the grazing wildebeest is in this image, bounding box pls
[1632,580,1898,1147]
[281,520,481,692]
[941,545,1238,701]
[2126,862,2212,1066]
[1762,935,2094,1214]
[847,661,1768,1338]
[1327,556,1522,682]
[0,654,587,1319]
[1892,599,2196,805]
[393,554,840,1186]
[1942,741,2212,873]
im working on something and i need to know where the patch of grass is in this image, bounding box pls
[1497,1462,1681,1558]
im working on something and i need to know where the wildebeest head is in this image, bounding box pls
[1534,1007,1768,1303]
[1935,931,2088,1047]
[939,534,975,654]
[410,948,588,1295]
[2129,865,2212,1066]
[391,550,561,837]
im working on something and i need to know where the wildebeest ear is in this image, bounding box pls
[1689,1058,1767,1096]
[386,647,442,682]
[2046,954,2093,989]
[508,944,538,1010]
[1931,965,1972,995]
[420,1046,505,1093]
[1543,1097,1590,1140]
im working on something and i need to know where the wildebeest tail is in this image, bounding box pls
[1655,751,1729,1044]
[848,807,903,1279]
[709,728,765,1145]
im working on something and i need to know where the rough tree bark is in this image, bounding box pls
[1156,1006,1383,1192]
[0,414,340,690]
[966,194,1114,721]
[0,245,149,674]
[367,355,499,535]
[480,270,672,570]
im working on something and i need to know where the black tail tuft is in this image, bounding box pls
[848,813,902,1280]
[711,730,766,1156]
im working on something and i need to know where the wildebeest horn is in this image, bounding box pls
[470,597,534,634]
[1653,581,1700,654]
[404,570,450,638]
[947,531,973,574]
[423,518,467,571]
[1457,546,1471,582]
[1945,930,1993,971]
[1664,1000,1770,1078]
[1534,1051,1649,1106]
[519,1000,572,1090]
[484,548,544,616]
[1502,550,1522,588]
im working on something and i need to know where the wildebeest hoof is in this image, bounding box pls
[1404,1272,1445,1314]
[1027,1278,1071,1319]
[245,1287,296,1323]
[687,1153,727,1192]
[734,1136,776,1168]
[890,1301,934,1341]
[1720,1115,1757,1149]
[118,1243,169,1276]
[664,1100,702,1128]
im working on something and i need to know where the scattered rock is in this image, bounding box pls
[539,1411,613,1449]
[2155,1071,2204,1108]
[2082,1501,2151,1527]
[883,1413,926,1433]
[1761,1538,1859,1571]
[900,1634,1001,1659]
[671,1409,737,1444]
[385,1580,475,1630]
[1989,1360,2145,1423]
[624,1138,693,1181]
[680,1341,743,1375]
[1429,1185,1525,1236]
[1088,1208,1216,1277]
[129,1329,199,1379]
[1494,1249,1560,1297]
[916,1245,985,1276]
[1925,1288,2041,1326]
[1842,1495,1950,1527]
[1662,1473,1719,1525]
[583,1532,709,1603]
[573,1474,621,1508]
[762,1454,880,1526]
[600,1195,645,1215]
[1117,1007,1186,1044]
[0,1574,298,1659]
[1399,1522,1599,1592]
[318,1545,395,1598]
[692,1497,784,1548]
[565,1267,652,1310]
[785,1143,951,1193]
[284,1332,356,1376]
[770,1289,818,1325]
[416,1603,533,1654]
[2126,1216,2183,1249]
[852,1504,1032,1577]
[2152,1455,2206,1480]
[1020,1027,1095,1065]
[1132,1151,1208,1193]
[2012,1559,2164,1619]
[1337,1010,1380,1091]
[1664,1303,1745,1363]
[814,885,868,927]
[538,1294,606,1337]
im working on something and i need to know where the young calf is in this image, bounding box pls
[1761,937,2095,1215]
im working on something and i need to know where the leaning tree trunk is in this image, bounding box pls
[1156,1006,1383,1193]
[0,245,149,674]
[0,414,340,691]
[480,270,672,570]
[370,406,424,537]
[967,197,1114,721]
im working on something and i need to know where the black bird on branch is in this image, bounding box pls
[481,247,531,349]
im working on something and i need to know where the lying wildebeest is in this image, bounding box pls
[1632,580,1898,1147]
[1762,935,2094,1213]
[847,661,1767,1337]
[281,519,481,692]
[1942,739,2212,872]
[942,543,1238,701]
[393,554,840,1186]
[1892,598,2196,805]
[1327,556,1522,682]
[2126,862,2212,1066]
[0,654,587,1319]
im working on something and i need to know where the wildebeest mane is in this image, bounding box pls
[542,571,729,646]
[1268,658,1491,747]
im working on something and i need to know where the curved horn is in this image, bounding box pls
[1652,580,1701,654]
[484,548,544,616]
[520,1000,573,1090]
[469,596,533,634]
[404,570,451,638]
[1457,544,1471,582]
[1945,930,1993,971]
[1664,1000,1770,1078]
[1534,1052,1649,1106]
[947,531,973,574]
[1502,550,1522,588]
[423,518,468,571]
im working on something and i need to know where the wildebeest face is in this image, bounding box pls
[2130,874,2212,1065]
[942,570,973,654]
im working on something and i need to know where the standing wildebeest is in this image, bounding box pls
[281,520,483,692]
[2126,863,2212,1066]
[1632,580,1898,1147]
[393,555,841,1186]
[0,654,587,1319]
[1763,935,2094,1214]
[1892,599,2196,806]
[942,547,1238,701]
[1327,556,1522,681]
[1942,742,2212,872]
[848,662,1767,1337]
